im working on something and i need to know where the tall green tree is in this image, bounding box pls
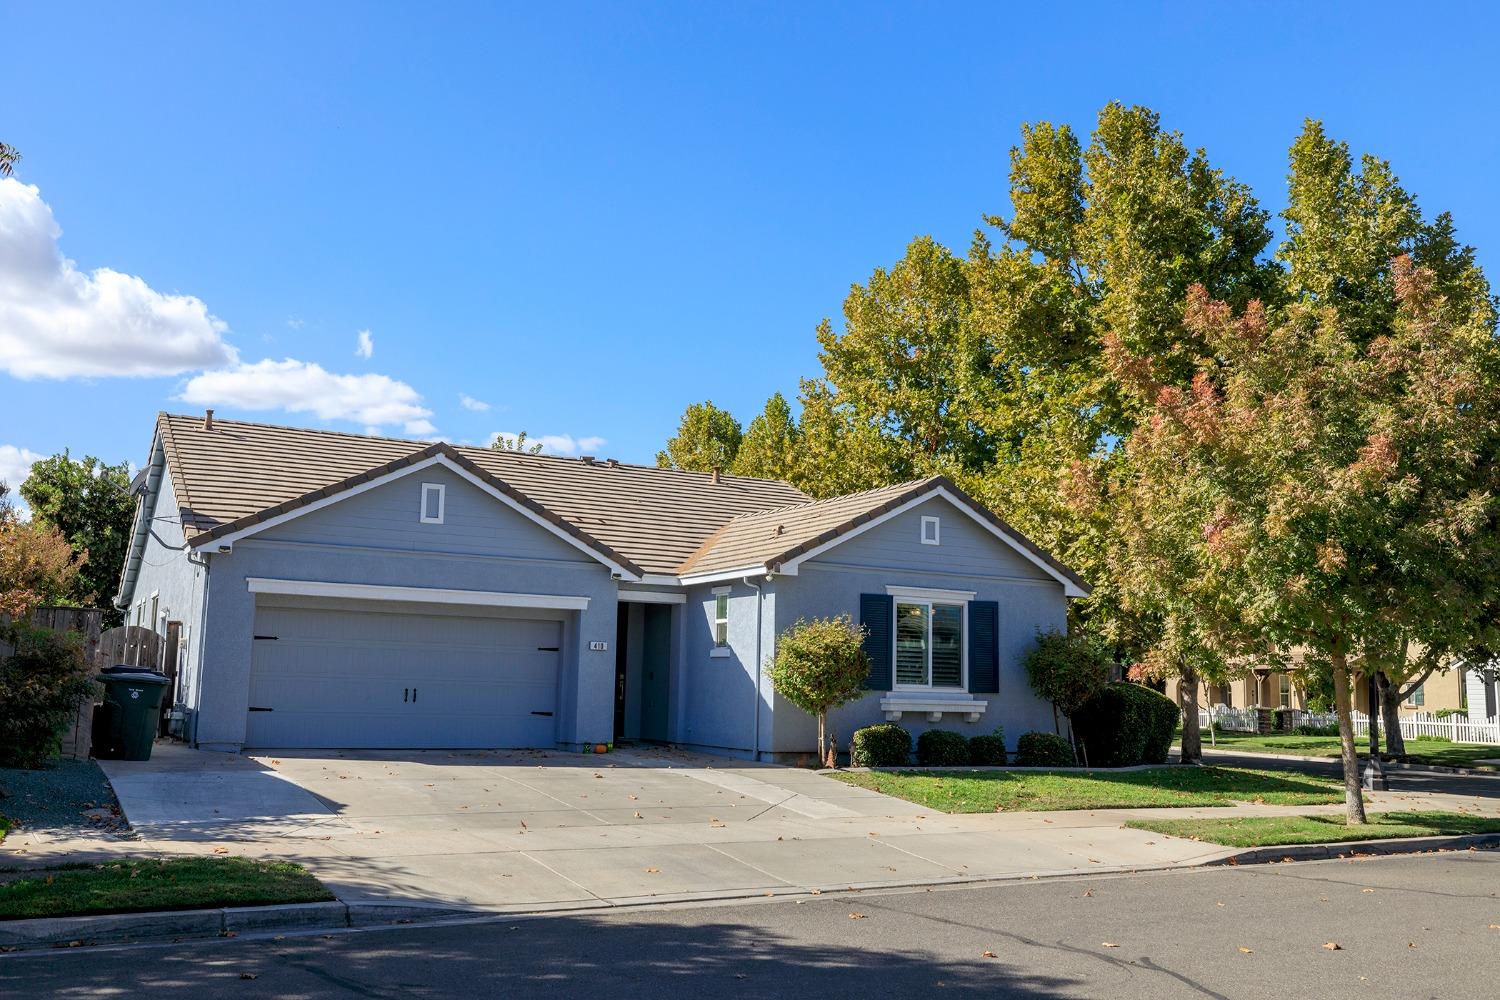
[656,401,743,472]
[1111,260,1500,823]
[18,453,134,612]
[731,392,800,482]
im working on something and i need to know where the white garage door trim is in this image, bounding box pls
[246,577,591,610]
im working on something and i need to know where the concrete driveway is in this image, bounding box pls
[95,745,1235,913]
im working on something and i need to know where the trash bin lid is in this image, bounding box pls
[96,665,169,684]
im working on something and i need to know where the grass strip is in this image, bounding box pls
[0,856,333,921]
[829,766,1342,813]
[1124,810,1500,848]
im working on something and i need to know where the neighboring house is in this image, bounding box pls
[117,413,1089,758]
[1166,665,1469,716]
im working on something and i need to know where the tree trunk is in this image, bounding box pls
[1376,672,1406,757]
[1330,648,1368,825]
[1180,661,1202,764]
[816,710,827,769]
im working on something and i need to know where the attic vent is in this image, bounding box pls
[711,466,722,485]
[580,456,596,465]
[606,458,619,468]
[774,524,785,536]
[203,409,215,431]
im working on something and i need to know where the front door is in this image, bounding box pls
[639,604,671,742]
[613,611,629,741]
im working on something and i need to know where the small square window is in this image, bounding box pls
[420,483,446,524]
[921,515,940,546]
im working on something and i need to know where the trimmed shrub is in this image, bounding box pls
[1293,723,1338,737]
[1015,731,1075,768]
[850,723,911,767]
[0,625,95,768]
[968,730,1008,766]
[1071,682,1180,767]
[916,729,970,767]
[769,615,870,766]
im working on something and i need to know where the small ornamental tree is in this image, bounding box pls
[768,616,870,767]
[1023,629,1112,750]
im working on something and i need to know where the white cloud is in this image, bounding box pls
[180,359,437,437]
[0,178,236,379]
[355,329,373,359]
[489,431,607,457]
[459,393,491,412]
[0,444,43,492]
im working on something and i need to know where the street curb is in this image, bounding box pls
[1194,747,1500,777]
[1207,832,1500,867]
[0,899,464,951]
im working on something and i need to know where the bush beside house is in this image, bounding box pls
[768,615,870,767]
[1015,731,1075,767]
[1071,682,1179,767]
[0,625,95,768]
[850,723,911,767]
[968,730,1007,765]
[916,729,970,766]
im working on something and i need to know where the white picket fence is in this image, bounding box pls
[1195,705,1500,745]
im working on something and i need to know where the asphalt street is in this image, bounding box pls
[4,852,1497,999]
[1198,750,1500,800]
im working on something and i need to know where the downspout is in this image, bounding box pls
[745,575,765,762]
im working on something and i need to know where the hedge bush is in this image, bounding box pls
[968,730,1008,766]
[1071,682,1180,767]
[916,729,970,767]
[1015,731,1075,768]
[850,723,911,767]
[0,625,95,768]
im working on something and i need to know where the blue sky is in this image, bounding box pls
[4,1,1498,488]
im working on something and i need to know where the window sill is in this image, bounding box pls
[709,647,732,658]
[879,695,987,724]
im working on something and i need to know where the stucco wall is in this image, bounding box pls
[121,474,208,710]
[673,579,774,758]
[767,495,1068,755]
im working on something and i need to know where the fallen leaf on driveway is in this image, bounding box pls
[212,847,229,854]
[1361,888,1375,893]
[1238,947,1253,954]
[1082,889,1094,897]
[633,811,643,819]
[981,951,997,958]
[849,913,867,920]
[644,868,660,873]
[1489,924,1500,930]
[1101,942,1119,949]
[1323,942,1342,951]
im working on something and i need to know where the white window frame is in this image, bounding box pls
[888,588,969,692]
[921,515,941,546]
[419,483,446,524]
[710,586,731,654]
[1406,681,1425,707]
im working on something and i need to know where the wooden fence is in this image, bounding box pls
[1197,705,1500,745]
[1,610,185,759]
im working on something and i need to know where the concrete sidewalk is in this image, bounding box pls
[8,745,1498,915]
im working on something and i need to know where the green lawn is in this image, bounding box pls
[1125,810,1500,848]
[1194,730,1500,770]
[829,766,1342,813]
[0,815,9,844]
[0,857,333,921]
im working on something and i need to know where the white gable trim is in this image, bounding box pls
[247,577,590,610]
[195,453,639,580]
[617,588,688,604]
[777,486,1088,598]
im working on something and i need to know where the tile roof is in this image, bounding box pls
[152,413,1088,593]
[677,474,1091,594]
[156,413,808,576]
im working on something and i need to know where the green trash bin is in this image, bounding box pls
[94,666,170,761]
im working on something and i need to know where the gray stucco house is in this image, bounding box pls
[117,412,1089,759]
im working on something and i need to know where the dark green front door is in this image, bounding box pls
[640,604,671,742]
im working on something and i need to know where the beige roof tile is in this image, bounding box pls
[157,413,807,575]
[154,413,1087,593]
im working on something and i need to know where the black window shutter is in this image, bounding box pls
[859,593,893,690]
[968,600,1000,694]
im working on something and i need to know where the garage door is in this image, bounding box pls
[246,605,561,748]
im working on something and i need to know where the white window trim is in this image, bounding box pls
[921,515,940,545]
[880,695,988,724]
[420,483,446,524]
[711,588,730,649]
[886,585,976,602]
[891,595,969,693]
